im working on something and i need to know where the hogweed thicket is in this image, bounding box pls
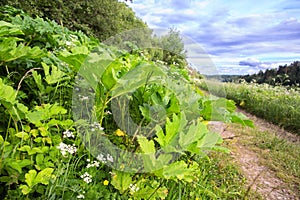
[0,6,252,199]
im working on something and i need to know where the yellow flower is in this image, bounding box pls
[239,100,245,107]
[103,180,109,186]
[202,121,209,125]
[115,129,125,137]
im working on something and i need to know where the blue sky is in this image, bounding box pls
[123,0,300,75]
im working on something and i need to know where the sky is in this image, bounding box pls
[122,0,300,75]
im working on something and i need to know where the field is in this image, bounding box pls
[197,79,300,135]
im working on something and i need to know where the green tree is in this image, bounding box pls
[0,0,147,41]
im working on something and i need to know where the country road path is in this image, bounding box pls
[208,107,300,200]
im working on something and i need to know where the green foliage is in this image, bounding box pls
[199,80,300,134]
[239,61,300,86]
[0,0,147,41]
[0,7,254,199]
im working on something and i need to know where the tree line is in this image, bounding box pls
[240,61,300,86]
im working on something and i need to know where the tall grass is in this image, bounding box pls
[198,80,300,135]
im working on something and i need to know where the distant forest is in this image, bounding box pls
[241,61,300,86]
[207,61,300,86]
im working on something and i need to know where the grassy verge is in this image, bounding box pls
[193,152,262,200]
[228,124,300,195]
[197,80,300,134]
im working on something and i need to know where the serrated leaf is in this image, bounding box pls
[179,120,207,149]
[58,46,89,71]
[111,62,166,98]
[32,71,44,92]
[137,136,155,154]
[42,62,68,85]
[155,113,187,150]
[161,160,195,182]
[197,132,222,150]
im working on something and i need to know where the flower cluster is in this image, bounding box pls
[57,142,77,156]
[80,172,92,184]
[91,122,104,132]
[96,153,114,163]
[76,191,85,199]
[86,159,100,168]
[63,130,75,138]
[129,184,139,193]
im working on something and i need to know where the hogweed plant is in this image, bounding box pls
[0,7,253,199]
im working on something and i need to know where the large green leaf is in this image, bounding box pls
[179,120,208,149]
[0,38,44,63]
[58,46,90,71]
[111,62,166,98]
[111,170,132,194]
[160,160,196,182]
[137,136,156,171]
[25,170,37,188]
[0,78,17,105]
[0,21,23,37]
[27,104,67,125]
[155,113,186,152]
[6,159,31,173]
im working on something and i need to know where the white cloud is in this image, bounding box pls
[127,0,300,74]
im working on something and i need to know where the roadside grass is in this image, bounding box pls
[228,124,300,195]
[168,152,262,200]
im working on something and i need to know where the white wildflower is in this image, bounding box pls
[129,184,139,193]
[91,122,104,131]
[57,142,77,156]
[107,154,114,163]
[96,154,107,163]
[87,160,100,168]
[105,110,112,115]
[80,172,92,184]
[77,194,85,199]
[63,130,75,138]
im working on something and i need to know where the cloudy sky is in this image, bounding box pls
[123,0,300,75]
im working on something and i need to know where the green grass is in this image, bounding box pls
[165,152,262,200]
[229,124,300,195]
[197,80,300,134]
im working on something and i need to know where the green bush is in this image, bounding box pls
[0,0,147,41]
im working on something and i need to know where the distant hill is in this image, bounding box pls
[204,75,241,82]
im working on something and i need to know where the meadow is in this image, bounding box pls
[197,79,300,135]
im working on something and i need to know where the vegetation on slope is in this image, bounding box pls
[0,0,147,41]
[0,6,252,199]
